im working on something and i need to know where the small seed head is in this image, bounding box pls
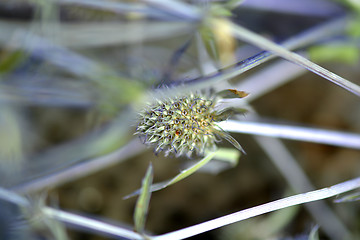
[136,92,243,157]
[136,93,219,157]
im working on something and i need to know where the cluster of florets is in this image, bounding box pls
[135,93,220,157]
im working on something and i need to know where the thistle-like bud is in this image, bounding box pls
[135,92,246,158]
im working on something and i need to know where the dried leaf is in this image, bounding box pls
[217,89,249,99]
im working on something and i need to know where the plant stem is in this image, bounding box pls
[226,19,360,97]
[218,120,360,149]
[152,177,360,240]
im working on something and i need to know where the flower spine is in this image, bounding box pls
[135,92,245,158]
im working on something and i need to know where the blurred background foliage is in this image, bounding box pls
[0,0,359,240]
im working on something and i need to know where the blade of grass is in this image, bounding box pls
[134,163,153,234]
[185,148,240,175]
[124,151,217,199]
[212,148,240,166]
[152,177,360,240]
[253,135,350,239]
[44,207,144,239]
[225,19,360,97]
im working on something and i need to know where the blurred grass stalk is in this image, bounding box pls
[224,19,360,97]
[13,138,146,194]
[253,135,351,239]
[218,120,360,149]
[0,106,25,186]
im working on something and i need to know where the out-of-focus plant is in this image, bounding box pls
[309,0,360,64]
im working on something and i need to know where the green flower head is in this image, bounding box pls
[135,91,247,158]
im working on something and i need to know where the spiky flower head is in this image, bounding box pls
[135,91,247,158]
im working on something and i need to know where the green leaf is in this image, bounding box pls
[199,25,220,63]
[211,148,240,166]
[0,50,27,74]
[125,151,217,199]
[347,17,360,37]
[210,4,233,17]
[309,44,359,64]
[134,162,153,234]
[224,0,245,9]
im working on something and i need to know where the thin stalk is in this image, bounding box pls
[13,138,146,194]
[218,120,360,149]
[226,20,360,97]
[254,135,350,239]
[43,207,143,240]
[0,187,143,239]
[152,177,360,240]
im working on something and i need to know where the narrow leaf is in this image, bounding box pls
[211,148,240,166]
[213,107,248,121]
[213,129,245,154]
[125,152,217,199]
[134,162,153,233]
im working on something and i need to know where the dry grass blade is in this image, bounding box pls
[152,177,360,240]
[218,120,360,149]
[224,19,360,97]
